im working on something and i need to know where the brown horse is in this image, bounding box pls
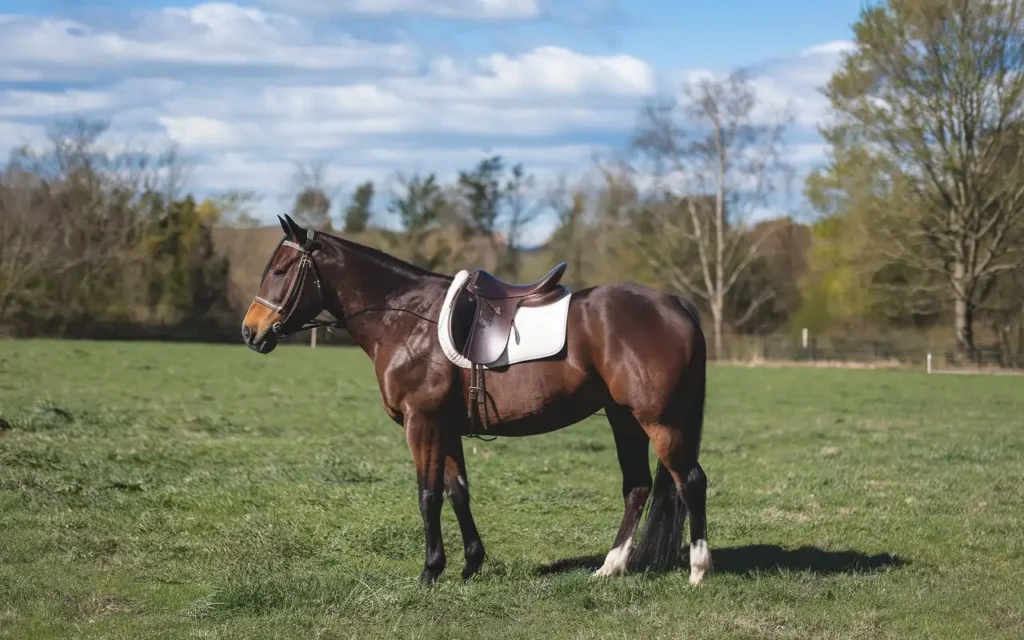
[240,214,711,586]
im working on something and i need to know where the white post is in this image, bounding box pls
[802,327,808,349]
[310,327,317,349]
[927,352,932,374]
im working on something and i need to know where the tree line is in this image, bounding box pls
[2,0,1024,362]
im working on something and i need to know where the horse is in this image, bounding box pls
[240,214,711,587]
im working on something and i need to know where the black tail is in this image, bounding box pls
[628,461,685,572]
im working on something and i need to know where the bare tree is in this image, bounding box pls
[502,163,543,279]
[212,190,262,227]
[289,159,338,231]
[547,175,590,290]
[0,164,59,327]
[0,118,182,333]
[631,70,794,357]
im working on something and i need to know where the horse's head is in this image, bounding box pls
[241,214,330,354]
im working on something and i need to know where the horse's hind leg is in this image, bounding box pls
[594,404,652,578]
[683,462,710,585]
[642,423,711,586]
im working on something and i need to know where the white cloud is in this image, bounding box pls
[257,0,540,19]
[0,0,849,246]
[407,46,657,100]
[0,3,420,78]
[800,40,855,57]
[0,90,118,118]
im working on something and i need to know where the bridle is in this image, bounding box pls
[251,231,337,340]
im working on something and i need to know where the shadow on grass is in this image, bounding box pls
[537,545,906,577]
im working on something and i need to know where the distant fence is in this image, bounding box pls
[724,334,1024,370]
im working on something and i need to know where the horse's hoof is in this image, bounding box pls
[419,569,442,586]
[688,539,712,586]
[462,563,483,582]
[593,541,631,578]
[462,543,484,581]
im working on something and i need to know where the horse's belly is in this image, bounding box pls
[466,361,606,437]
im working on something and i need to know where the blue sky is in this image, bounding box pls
[0,0,867,243]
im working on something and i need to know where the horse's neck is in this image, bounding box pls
[326,241,448,354]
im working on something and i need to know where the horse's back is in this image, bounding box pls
[571,281,703,351]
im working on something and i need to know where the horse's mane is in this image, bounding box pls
[318,231,454,283]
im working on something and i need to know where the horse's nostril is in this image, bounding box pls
[241,325,252,342]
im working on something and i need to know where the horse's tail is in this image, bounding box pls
[627,459,685,572]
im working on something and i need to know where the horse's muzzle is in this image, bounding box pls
[241,324,278,354]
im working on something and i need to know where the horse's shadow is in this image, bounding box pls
[537,544,906,578]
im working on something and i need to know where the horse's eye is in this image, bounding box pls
[272,268,286,277]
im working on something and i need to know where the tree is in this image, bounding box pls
[631,70,794,357]
[548,176,589,290]
[211,190,261,227]
[817,0,1024,358]
[501,163,542,279]
[289,160,336,231]
[456,155,508,270]
[385,172,452,271]
[0,117,233,337]
[0,118,167,333]
[343,180,374,233]
[729,218,812,335]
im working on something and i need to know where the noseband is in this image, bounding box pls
[252,233,331,340]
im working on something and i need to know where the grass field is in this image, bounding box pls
[1,340,1022,639]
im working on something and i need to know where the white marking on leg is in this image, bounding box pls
[689,539,711,586]
[594,537,633,578]
[446,475,468,499]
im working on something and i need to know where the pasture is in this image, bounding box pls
[1,340,1022,639]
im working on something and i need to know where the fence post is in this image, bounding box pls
[311,327,317,349]
[927,352,932,374]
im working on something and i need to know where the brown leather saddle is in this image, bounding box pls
[449,262,569,434]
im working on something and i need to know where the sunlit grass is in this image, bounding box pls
[1,340,1022,638]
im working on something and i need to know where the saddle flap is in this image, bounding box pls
[463,295,519,364]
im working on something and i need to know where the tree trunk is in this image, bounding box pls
[954,291,976,363]
[710,300,724,360]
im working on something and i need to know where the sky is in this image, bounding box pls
[0,0,869,245]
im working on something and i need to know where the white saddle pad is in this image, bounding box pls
[437,270,572,369]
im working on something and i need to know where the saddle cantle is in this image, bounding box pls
[436,263,572,434]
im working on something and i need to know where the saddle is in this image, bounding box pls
[459,262,567,365]
[450,262,569,433]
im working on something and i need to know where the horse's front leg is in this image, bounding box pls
[405,412,447,585]
[444,436,485,581]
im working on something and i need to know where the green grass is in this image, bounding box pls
[1,340,1022,639]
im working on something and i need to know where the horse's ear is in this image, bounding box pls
[282,213,308,246]
[277,215,289,236]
